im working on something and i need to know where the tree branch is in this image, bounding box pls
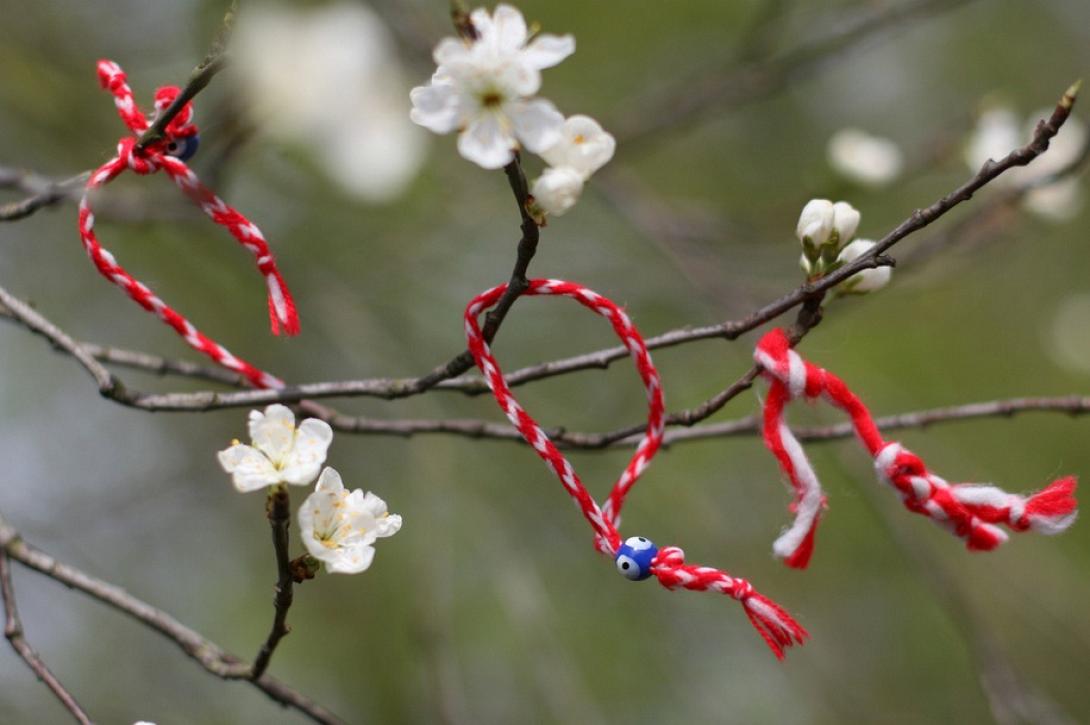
[0,512,345,724]
[0,551,93,724]
[246,487,295,681]
[134,0,237,151]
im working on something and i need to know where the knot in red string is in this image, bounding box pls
[115,136,160,174]
[153,86,197,140]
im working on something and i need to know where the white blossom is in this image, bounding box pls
[837,239,891,293]
[827,128,903,187]
[540,115,616,178]
[410,4,574,169]
[233,3,425,201]
[532,166,585,216]
[796,199,859,248]
[218,405,333,493]
[299,468,402,574]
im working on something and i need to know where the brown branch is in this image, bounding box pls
[0,552,93,724]
[230,395,1090,451]
[0,169,88,222]
[246,487,295,681]
[0,512,345,724]
[0,2,235,223]
[134,0,237,151]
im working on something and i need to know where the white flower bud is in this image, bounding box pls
[796,199,835,246]
[837,239,891,293]
[532,166,585,216]
[831,201,860,244]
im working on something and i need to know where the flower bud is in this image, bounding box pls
[831,201,860,245]
[837,239,891,293]
[796,199,834,246]
[532,166,585,216]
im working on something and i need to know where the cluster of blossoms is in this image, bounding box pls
[218,405,401,574]
[409,4,614,216]
[796,199,891,293]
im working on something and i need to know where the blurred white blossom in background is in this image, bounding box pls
[233,2,425,201]
[827,128,904,187]
[965,104,1086,222]
[1047,293,1090,374]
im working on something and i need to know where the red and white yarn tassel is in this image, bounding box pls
[755,327,1078,568]
[466,280,806,659]
[78,59,299,388]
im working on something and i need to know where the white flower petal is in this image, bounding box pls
[433,37,471,67]
[541,115,615,177]
[523,34,575,69]
[409,80,463,134]
[324,543,376,574]
[458,114,515,169]
[491,4,528,54]
[359,491,391,519]
[374,513,403,539]
[248,405,297,465]
[827,128,903,187]
[279,418,334,485]
[314,466,345,494]
[507,98,564,154]
[217,444,280,493]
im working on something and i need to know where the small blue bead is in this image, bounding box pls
[615,536,658,581]
[167,134,200,162]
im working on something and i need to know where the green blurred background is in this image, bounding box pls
[2,1,1089,722]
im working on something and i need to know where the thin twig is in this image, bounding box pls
[246,488,295,681]
[134,1,237,151]
[0,552,93,724]
[0,170,89,222]
[0,512,344,724]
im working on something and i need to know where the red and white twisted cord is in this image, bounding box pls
[78,59,298,388]
[466,280,806,659]
[755,328,1079,569]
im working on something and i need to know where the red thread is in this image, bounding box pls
[755,328,1078,568]
[79,59,299,388]
[466,280,806,658]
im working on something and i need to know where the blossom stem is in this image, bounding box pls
[249,486,295,681]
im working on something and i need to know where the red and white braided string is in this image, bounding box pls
[78,59,298,389]
[755,328,1079,569]
[466,280,807,659]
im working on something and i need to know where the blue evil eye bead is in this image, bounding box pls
[165,134,199,162]
[614,536,658,581]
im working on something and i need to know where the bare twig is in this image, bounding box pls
[0,552,93,724]
[0,512,344,724]
[0,80,1076,421]
[134,1,237,151]
[0,169,89,222]
[246,488,295,681]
